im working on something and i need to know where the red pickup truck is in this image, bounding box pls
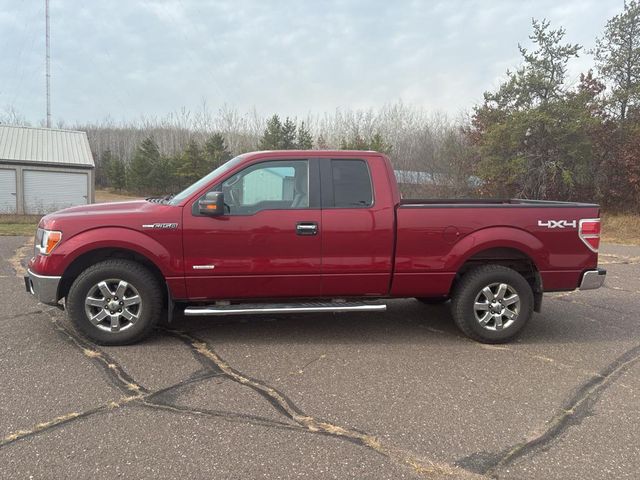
[25,150,605,345]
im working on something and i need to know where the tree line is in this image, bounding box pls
[97,114,397,195]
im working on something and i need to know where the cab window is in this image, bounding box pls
[331,160,373,208]
[215,160,309,215]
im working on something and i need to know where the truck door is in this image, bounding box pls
[182,158,322,300]
[319,158,395,296]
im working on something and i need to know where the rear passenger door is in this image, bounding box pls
[319,158,395,296]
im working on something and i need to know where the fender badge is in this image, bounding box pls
[537,220,577,229]
[142,223,179,229]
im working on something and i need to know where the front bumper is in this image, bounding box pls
[579,268,606,290]
[24,269,61,305]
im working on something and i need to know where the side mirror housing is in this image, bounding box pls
[198,192,225,216]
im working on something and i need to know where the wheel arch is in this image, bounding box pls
[58,247,167,303]
[451,245,543,312]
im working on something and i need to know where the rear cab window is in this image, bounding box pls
[323,159,373,208]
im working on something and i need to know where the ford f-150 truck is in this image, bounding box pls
[25,150,606,345]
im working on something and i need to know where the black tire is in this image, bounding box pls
[416,297,449,305]
[451,265,533,343]
[67,259,163,345]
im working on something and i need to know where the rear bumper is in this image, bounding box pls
[24,269,61,305]
[579,268,606,290]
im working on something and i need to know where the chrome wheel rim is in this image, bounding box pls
[84,279,142,333]
[473,282,520,331]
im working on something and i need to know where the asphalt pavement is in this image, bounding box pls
[0,235,638,479]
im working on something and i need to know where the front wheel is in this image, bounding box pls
[451,265,533,343]
[67,259,163,345]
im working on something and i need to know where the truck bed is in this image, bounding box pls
[391,199,601,298]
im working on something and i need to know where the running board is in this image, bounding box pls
[183,301,387,317]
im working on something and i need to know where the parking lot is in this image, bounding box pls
[1,235,638,479]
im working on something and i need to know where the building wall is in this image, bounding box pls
[0,161,94,215]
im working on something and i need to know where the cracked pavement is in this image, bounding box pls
[1,236,639,479]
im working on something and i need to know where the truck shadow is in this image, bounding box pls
[167,299,459,346]
[161,298,634,347]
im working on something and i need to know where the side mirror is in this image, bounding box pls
[198,192,225,216]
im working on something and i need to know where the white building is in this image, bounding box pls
[0,125,95,214]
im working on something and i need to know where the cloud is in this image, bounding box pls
[0,0,624,124]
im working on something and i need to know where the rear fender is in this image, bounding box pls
[446,226,546,273]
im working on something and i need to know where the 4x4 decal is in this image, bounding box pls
[537,220,577,229]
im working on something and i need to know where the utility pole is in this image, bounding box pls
[45,0,51,127]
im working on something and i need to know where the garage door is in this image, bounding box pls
[0,169,17,213]
[23,170,88,214]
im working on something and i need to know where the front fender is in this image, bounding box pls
[29,227,183,277]
[446,226,547,272]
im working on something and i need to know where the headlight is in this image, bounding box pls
[35,228,63,255]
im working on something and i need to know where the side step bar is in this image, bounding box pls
[183,301,387,317]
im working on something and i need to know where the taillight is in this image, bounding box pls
[579,218,601,252]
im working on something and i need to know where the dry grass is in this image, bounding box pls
[601,213,640,246]
[95,189,141,203]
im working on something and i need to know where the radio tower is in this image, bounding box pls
[45,0,51,127]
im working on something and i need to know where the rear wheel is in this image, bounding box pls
[67,259,163,345]
[451,265,533,343]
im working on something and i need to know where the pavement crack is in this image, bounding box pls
[42,308,149,396]
[141,400,302,432]
[0,309,44,321]
[166,329,484,479]
[457,343,640,477]
[291,353,327,375]
[0,395,139,447]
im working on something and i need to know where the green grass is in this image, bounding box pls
[0,214,41,236]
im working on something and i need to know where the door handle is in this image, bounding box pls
[296,222,318,236]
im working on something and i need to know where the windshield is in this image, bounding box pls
[168,154,248,205]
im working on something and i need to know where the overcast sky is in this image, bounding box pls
[0,0,624,125]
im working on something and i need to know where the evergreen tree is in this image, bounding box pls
[149,155,175,194]
[107,155,127,191]
[203,133,232,171]
[297,121,314,149]
[470,19,591,199]
[369,132,392,154]
[258,114,283,149]
[594,0,640,120]
[281,117,297,149]
[128,136,160,193]
[339,132,393,153]
[177,140,207,185]
[483,19,581,110]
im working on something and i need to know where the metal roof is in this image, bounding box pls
[0,124,94,168]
